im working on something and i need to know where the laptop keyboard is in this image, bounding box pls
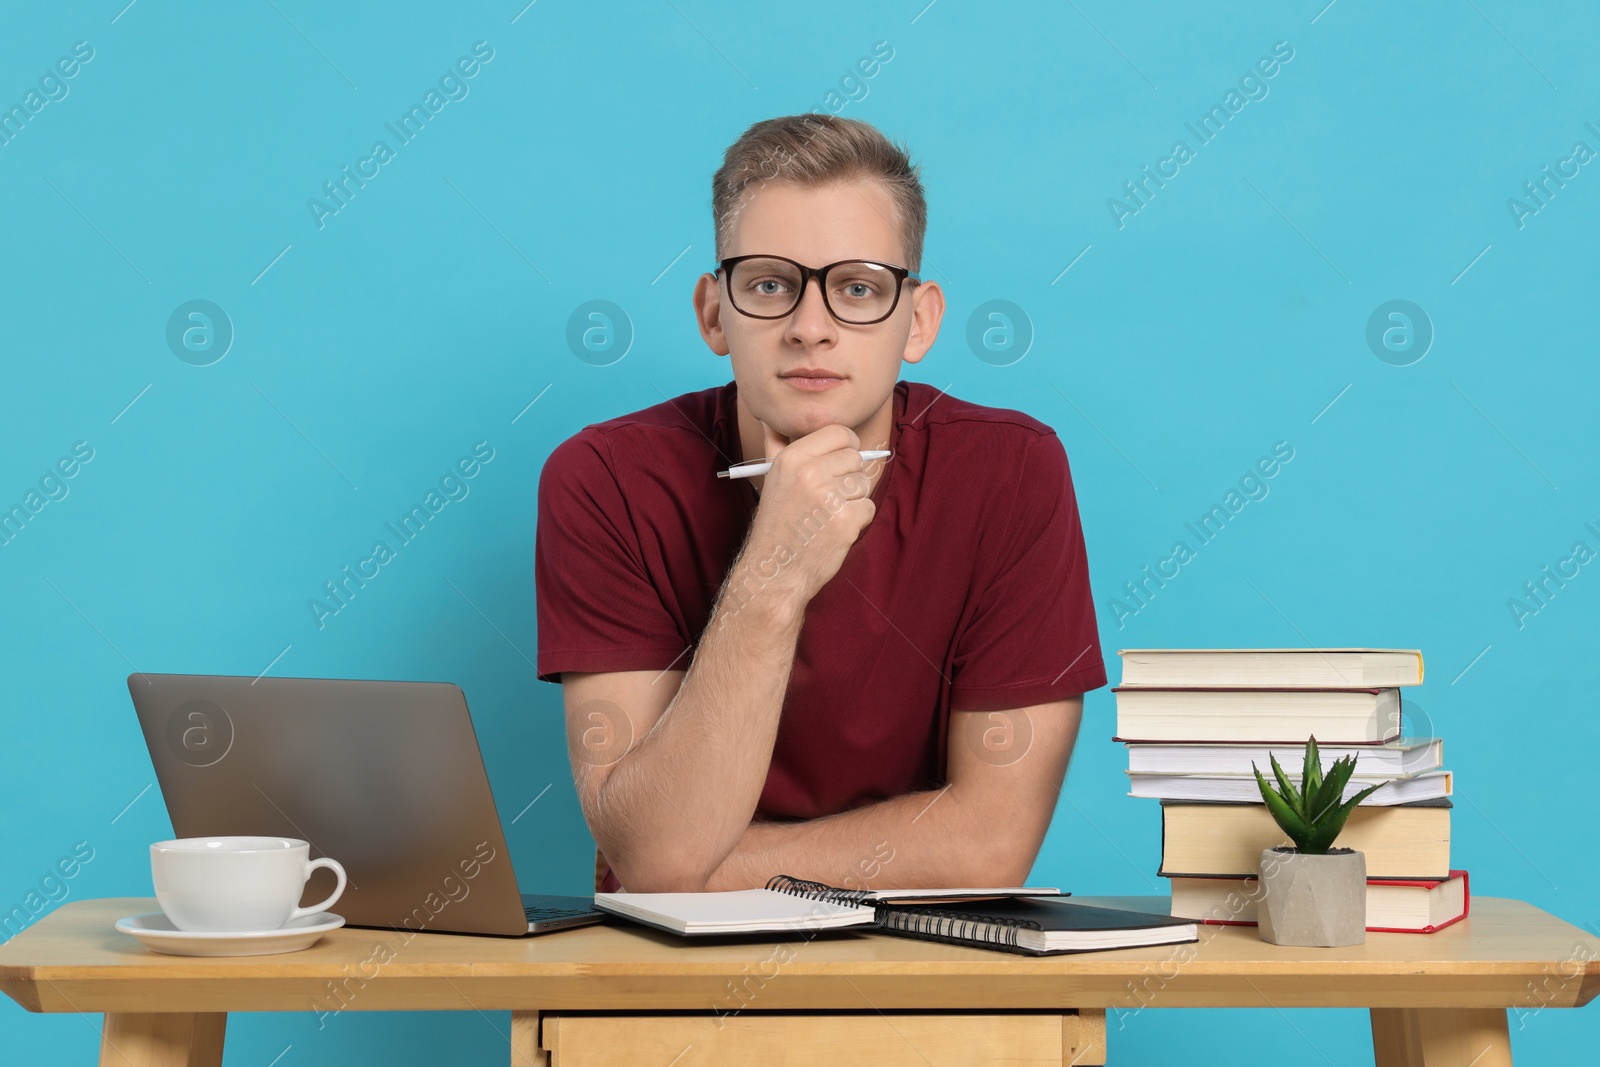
[525,905,589,921]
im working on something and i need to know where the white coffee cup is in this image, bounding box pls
[151,836,347,933]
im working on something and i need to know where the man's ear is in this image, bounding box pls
[693,271,732,356]
[901,280,945,366]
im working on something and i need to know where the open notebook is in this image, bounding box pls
[595,875,1197,956]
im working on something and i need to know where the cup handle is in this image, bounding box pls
[288,857,347,923]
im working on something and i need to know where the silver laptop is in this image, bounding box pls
[128,673,604,937]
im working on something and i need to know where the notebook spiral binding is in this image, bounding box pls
[873,905,1040,948]
[764,875,1044,950]
[764,874,876,907]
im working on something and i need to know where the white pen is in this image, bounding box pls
[718,450,892,480]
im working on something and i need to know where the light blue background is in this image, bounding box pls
[3,1,1596,1063]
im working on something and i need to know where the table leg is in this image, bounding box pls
[511,1009,547,1067]
[1371,1008,1513,1067]
[99,1013,226,1067]
[1063,1010,1107,1065]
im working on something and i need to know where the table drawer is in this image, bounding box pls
[537,1010,1107,1066]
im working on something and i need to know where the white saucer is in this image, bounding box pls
[114,912,345,957]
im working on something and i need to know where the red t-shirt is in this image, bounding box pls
[535,379,1106,891]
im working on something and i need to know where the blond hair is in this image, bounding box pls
[711,114,926,273]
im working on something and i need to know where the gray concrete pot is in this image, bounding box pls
[1256,846,1366,947]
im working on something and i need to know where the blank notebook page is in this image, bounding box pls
[595,889,874,934]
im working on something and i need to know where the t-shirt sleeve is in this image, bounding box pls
[948,430,1107,711]
[535,429,688,684]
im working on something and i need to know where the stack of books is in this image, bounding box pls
[1114,649,1468,934]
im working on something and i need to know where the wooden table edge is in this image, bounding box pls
[0,895,1595,1016]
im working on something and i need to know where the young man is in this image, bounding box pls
[536,115,1105,894]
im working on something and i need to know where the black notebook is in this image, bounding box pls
[594,875,1198,957]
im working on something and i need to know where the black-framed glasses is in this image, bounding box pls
[714,254,920,325]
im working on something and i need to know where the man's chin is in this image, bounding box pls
[767,399,851,440]
[749,381,825,419]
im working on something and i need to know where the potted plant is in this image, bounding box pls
[1251,736,1383,947]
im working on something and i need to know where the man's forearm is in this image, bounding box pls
[703,783,1031,892]
[590,558,806,891]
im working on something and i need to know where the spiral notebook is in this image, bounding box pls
[594,875,1198,956]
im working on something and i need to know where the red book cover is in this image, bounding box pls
[1365,869,1471,934]
[1178,870,1470,934]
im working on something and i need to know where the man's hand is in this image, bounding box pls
[742,422,877,605]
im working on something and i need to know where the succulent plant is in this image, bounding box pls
[1252,736,1384,854]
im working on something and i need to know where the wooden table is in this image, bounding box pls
[1,896,1595,1066]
